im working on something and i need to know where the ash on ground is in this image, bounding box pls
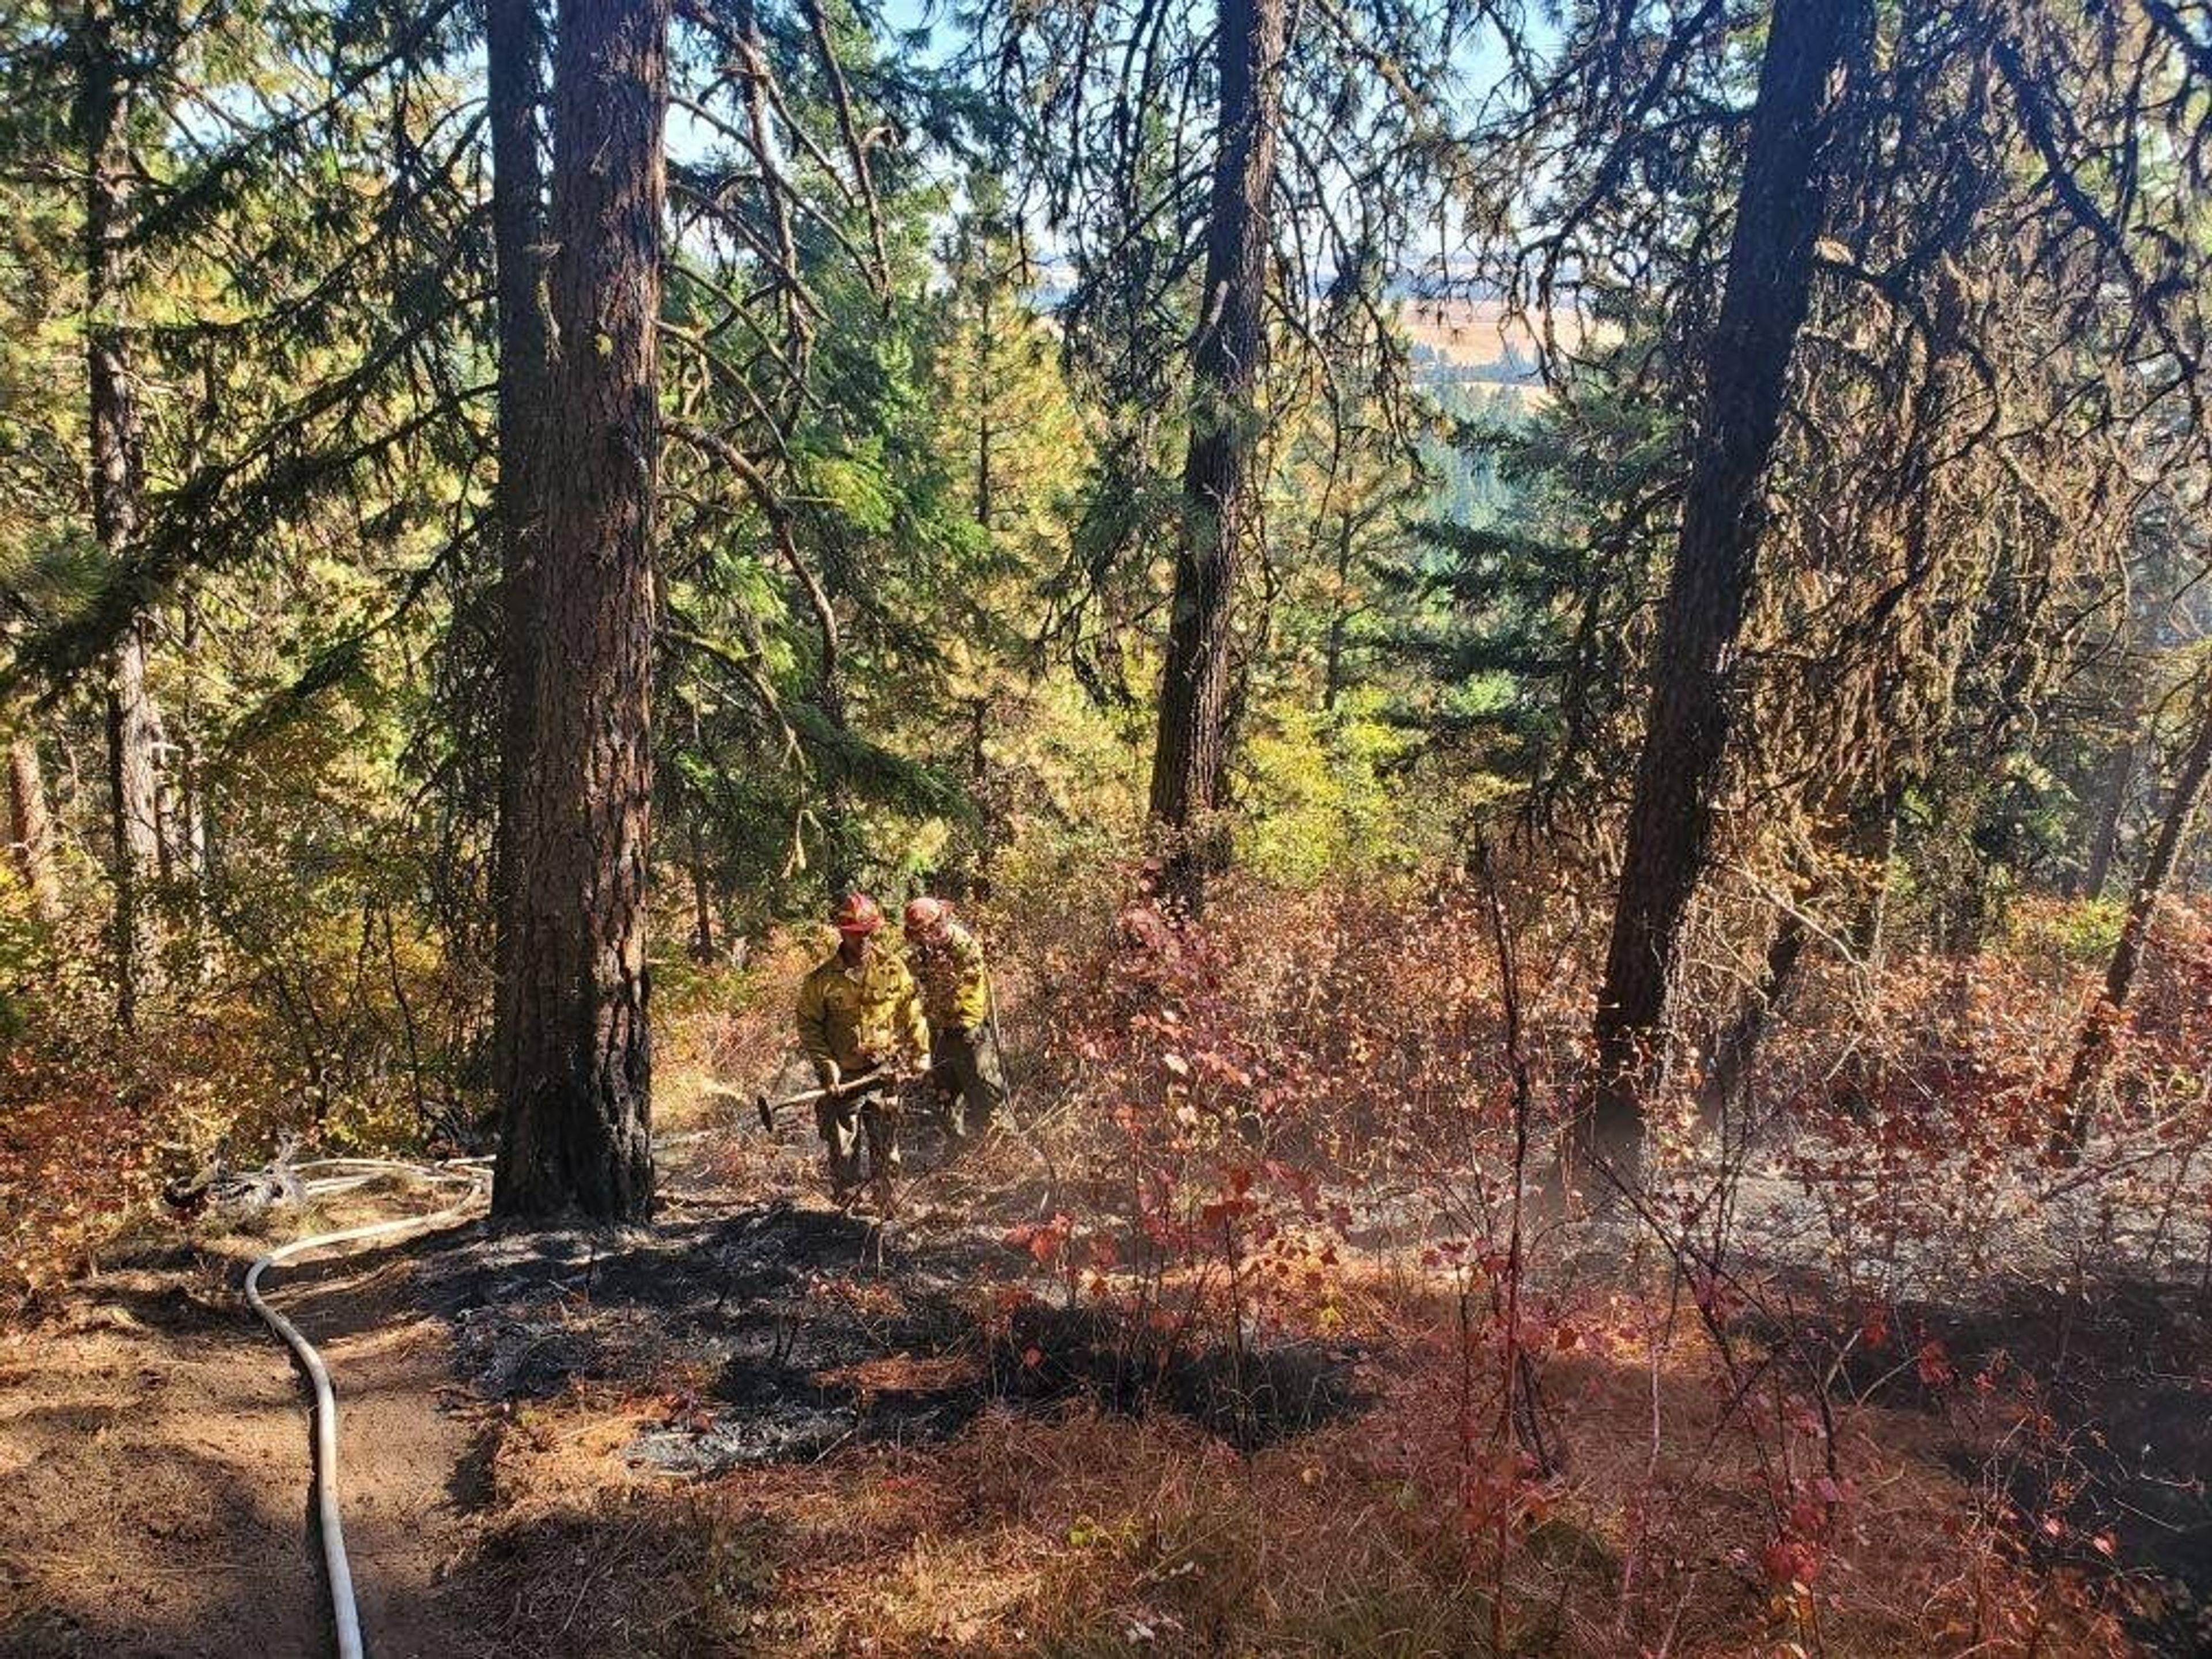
[414,1184,1365,1479]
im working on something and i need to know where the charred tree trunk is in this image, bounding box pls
[80,7,164,1026]
[1145,0,1287,907]
[487,0,554,1102]
[6,734,60,924]
[1585,0,1856,1158]
[2054,681,2212,1155]
[2078,738,2134,902]
[493,0,668,1222]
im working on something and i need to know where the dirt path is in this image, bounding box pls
[0,1210,490,1659]
[3,1116,2204,1657]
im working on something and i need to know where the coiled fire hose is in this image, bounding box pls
[243,1158,490,1659]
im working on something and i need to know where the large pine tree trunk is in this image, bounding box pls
[81,6,164,1027]
[2054,680,2212,1154]
[1585,0,1856,1156]
[493,0,668,1222]
[6,734,60,924]
[1145,0,1287,906]
[487,0,553,1103]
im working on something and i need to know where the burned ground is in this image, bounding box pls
[3,1083,2207,1657]
[1839,1276,2211,1654]
[418,1189,1368,1477]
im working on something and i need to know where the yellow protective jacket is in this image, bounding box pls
[908,920,992,1032]
[796,944,928,1073]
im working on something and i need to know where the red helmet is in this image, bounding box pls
[903,896,950,942]
[831,892,884,935]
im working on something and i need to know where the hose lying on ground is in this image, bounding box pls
[242,1160,488,1659]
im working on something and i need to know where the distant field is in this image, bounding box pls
[1400,295,1578,392]
[1397,301,1575,376]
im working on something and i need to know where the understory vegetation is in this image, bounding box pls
[389,867,2211,1655]
[1,0,2210,1653]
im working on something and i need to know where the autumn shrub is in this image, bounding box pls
[0,833,488,1300]
[941,857,2204,1650]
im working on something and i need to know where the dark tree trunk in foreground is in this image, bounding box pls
[487,0,554,1103]
[2055,681,2212,1154]
[81,6,164,1027]
[7,735,60,924]
[1145,0,1287,906]
[1585,0,1856,1158]
[493,0,668,1221]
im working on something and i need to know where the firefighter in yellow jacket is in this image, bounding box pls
[902,897,1005,1140]
[796,892,928,1200]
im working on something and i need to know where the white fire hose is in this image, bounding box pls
[243,1158,489,1659]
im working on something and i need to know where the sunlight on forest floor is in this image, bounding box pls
[2,879,2207,1657]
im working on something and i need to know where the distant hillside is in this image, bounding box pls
[1400,296,1575,389]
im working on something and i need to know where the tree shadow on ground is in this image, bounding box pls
[1758,1268,2210,1656]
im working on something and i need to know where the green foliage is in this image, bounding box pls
[1244,693,1424,888]
[2012,897,2127,966]
[0,0,2196,1226]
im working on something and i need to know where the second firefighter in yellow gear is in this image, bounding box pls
[902,897,1005,1139]
[796,892,927,1198]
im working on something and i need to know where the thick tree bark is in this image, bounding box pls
[6,735,60,924]
[1585,0,1856,1156]
[81,4,164,1026]
[1145,0,1288,906]
[487,0,553,1102]
[2079,738,2134,902]
[2055,681,2212,1154]
[493,0,668,1221]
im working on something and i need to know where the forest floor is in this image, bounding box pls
[1,1064,2207,1657]
[0,1192,488,1657]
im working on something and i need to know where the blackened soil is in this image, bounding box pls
[416,1199,1364,1479]
[992,1300,1366,1450]
[1770,1272,2210,1655]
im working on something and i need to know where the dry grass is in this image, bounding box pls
[430,885,2172,1656]
[446,1263,2132,1658]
